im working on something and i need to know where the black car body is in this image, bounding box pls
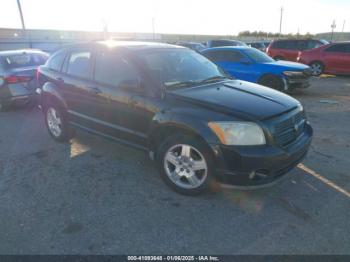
[206,40,248,48]
[0,49,48,110]
[37,41,312,195]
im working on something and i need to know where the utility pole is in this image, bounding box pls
[279,7,283,37]
[152,17,156,40]
[16,0,31,47]
[342,20,346,33]
[330,20,336,42]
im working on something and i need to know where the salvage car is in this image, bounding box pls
[202,46,312,91]
[0,49,48,110]
[297,41,350,76]
[37,41,313,195]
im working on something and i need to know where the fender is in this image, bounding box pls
[41,82,67,109]
[148,107,221,149]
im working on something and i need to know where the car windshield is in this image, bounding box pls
[244,48,274,63]
[136,48,227,89]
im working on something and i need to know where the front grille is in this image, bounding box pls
[273,111,305,147]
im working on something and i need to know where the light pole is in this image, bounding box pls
[152,17,156,40]
[330,20,336,42]
[16,0,31,47]
[279,7,283,37]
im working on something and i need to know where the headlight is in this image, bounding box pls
[208,122,266,145]
[283,71,304,77]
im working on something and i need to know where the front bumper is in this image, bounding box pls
[212,123,313,187]
[285,76,311,89]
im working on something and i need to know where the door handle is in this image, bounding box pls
[88,86,102,94]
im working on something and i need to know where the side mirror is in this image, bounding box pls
[119,79,142,93]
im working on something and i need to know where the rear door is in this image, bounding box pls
[60,48,96,125]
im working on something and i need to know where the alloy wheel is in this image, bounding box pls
[46,107,62,138]
[164,144,208,189]
[310,63,323,76]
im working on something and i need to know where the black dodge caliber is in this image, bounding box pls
[37,41,313,195]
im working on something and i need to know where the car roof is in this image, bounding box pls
[0,49,47,57]
[62,41,184,51]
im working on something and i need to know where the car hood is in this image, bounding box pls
[264,60,309,71]
[169,80,300,120]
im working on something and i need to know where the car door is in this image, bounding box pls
[90,48,148,147]
[59,48,97,127]
[323,44,349,73]
[214,50,254,81]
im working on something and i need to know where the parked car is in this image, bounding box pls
[0,49,49,110]
[297,41,350,76]
[176,42,206,52]
[37,41,312,195]
[202,46,312,91]
[246,41,268,52]
[206,39,248,48]
[266,39,328,61]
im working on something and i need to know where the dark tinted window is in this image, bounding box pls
[325,44,349,53]
[2,52,48,69]
[272,40,298,49]
[47,51,66,71]
[67,51,92,79]
[94,51,138,87]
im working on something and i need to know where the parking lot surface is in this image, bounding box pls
[0,77,349,254]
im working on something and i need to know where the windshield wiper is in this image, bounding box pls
[199,75,230,84]
[165,80,198,89]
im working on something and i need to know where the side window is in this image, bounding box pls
[346,44,350,53]
[297,41,308,51]
[325,44,347,53]
[221,51,245,62]
[94,52,138,88]
[47,51,66,72]
[67,51,92,79]
[204,51,222,62]
[272,41,286,49]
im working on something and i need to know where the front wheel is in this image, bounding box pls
[157,134,215,195]
[309,62,324,76]
[258,75,285,91]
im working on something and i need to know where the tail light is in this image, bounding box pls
[4,75,31,84]
[36,68,40,82]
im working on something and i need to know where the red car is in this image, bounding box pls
[297,42,350,76]
[267,39,328,61]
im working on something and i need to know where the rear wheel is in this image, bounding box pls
[258,75,285,91]
[309,61,324,76]
[44,103,70,142]
[157,134,215,195]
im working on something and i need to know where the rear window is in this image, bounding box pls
[2,53,48,69]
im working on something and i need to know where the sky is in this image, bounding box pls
[0,0,349,35]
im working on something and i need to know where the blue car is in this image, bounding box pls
[202,47,312,91]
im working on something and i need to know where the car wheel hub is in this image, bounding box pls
[47,107,62,138]
[164,144,208,189]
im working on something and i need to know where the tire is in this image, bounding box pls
[258,75,285,91]
[309,61,324,76]
[157,134,215,195]
[274,56,285,61]
[44,102,71,142]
